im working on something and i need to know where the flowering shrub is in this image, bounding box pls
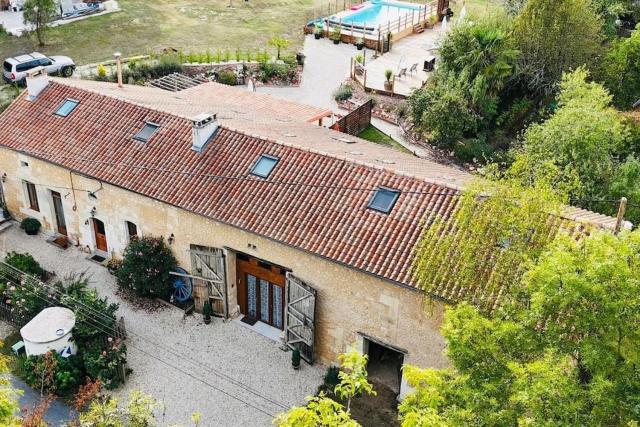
[116,236,177,298]
[3,252,46,280]
[22,351,84,396]
[83,339,127,390]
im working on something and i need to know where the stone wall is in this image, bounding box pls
[0,148,449,370]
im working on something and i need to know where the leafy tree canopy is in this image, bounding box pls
[403,229,640,426]
[514,0,603,94]
[22,0,57,46]
[599,27,640,109]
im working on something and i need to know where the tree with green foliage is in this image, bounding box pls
[268,36,290,60]
[405,229,640,425]
[508,68,634,220]
[408,71,479,148]
[0,344,20,426]
[514,0,603,94]
[23,0,57,47]
[116,236,177,298]
[274,349,374,427]
[599,27,640,109]
[438,17,519,118]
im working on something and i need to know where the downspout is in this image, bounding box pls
[222,249,229,321]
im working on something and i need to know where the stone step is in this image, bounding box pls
[0,218,13,234]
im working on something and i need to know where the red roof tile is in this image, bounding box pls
[0,80,621,299]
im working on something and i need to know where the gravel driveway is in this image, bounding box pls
[0,226,324,426]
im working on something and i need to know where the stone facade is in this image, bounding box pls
[0,147,448,371]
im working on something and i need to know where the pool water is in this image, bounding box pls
[337,1,420,26]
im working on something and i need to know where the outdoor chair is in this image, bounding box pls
[396,68,407,79]
[409,63,418,74]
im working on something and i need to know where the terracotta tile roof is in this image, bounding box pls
[0,80,621,300]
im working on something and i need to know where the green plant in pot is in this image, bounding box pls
[330,28,341,44]
[355,37,365,50]
[292,347,301,370]
[384,68,393,91]
[203,300,213,325]
[314,25,323,39]
[21,217,41,235]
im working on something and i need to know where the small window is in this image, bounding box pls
[250,155,279,179]
[368,187,400,214]
[25,182,39,212]
[55,99,79,117]
[133,122,160,142]
[125,221,138,241]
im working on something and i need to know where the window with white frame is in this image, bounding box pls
[125,220,138,242]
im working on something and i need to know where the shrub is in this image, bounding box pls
[354,53,364,64]
[332,84,353,101]
[20,217,41,235]
[258,62,295,83]
[3,251,46,280]
[217,70,238,86]
[96,64,107,78]
[83,340,127,390]
[453,137,495,163]
[115,236,177,298]
[323,365,340,390]
[22,351,84,396]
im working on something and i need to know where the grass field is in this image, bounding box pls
[0,0,318,65]
[358,125,411,153]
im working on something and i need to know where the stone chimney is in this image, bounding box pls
[191,113,219,153]
[25,67,49,101]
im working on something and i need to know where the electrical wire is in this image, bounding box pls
[0,264,288,417]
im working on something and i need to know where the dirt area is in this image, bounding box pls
[350,380,400,427]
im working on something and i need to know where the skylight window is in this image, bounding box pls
[133,122,160,142]
[368,187,400,214]
[250,155,279,179]
[55,99,79,117]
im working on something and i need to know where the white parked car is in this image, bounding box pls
[3,52,76,84]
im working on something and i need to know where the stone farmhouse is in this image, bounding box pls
[0,69,619,397]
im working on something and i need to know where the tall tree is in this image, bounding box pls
[599,27,640,109]
[514,0,603,94]
[404,230,640,426]
[508,68,632,217]
[0,345,20,427]
[23,0,57,47]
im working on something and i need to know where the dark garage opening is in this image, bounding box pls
[365,338,405,395]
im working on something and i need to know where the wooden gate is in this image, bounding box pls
[189,245,228,319]
[285,273,317,364]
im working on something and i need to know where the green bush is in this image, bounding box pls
[323,365,340,390]
[22,351,84,396]
[20,217,41,235]
[217,70,238,86]
[3,251,46,280]
[258,62,296,83]
[332,84,353,102]
[453,138,495,163]
[115,236,177,298]
[83,340,127,390]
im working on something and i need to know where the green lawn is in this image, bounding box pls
[0,0,317,65]
[358,125,412,153]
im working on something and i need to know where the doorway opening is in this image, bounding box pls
[364,337,405,395]
[92,218,108,254]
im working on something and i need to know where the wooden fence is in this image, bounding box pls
[331,99,373,135]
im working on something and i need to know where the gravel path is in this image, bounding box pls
[0,226,324,426]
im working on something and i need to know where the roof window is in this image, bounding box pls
[134,122,160,142]
[54,99,79,117]
[368,187,400,214]
[250,155,279,179]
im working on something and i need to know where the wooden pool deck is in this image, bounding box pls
[353,24,441,97]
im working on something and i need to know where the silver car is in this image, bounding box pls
[2,52,75,84]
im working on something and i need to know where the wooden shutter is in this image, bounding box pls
[285,273,317,364]
[190,245,228,318]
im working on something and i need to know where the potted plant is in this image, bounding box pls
[21,217,41,236]
[355,37,365,50]
[314,26,323,39]
[330,28,341,44]
[384,69,393,91]
[203,300,213,325]
[292,347,301,370]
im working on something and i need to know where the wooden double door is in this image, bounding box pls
[237,254,286,330]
